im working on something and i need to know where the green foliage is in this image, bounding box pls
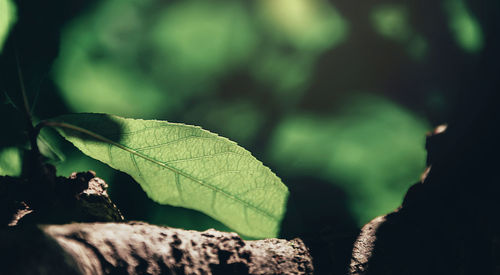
[253,0,347,102]
[444,0,483,53]
[53,33,168,118]
[268,95,428,224]
[53,0,258,118]
[151,1,257,79]
[53,0,350,118]
[49,113,289,238]
[0,0,16,52]
[257,0,347,52]
[0,147,22,176]
[372,5,411,42]
[250,50,315,104]
[4,0,464,239]
[371,4,428,60]
[183,100,265,147]
[37,129,66,163]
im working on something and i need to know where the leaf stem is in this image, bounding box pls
[15,51,30,119]
[37,121,113,144]
[15,50,39,155]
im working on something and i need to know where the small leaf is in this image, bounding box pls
[49,113,288,238]
[0,147,22,177]
[37,128,66,163]
[0,0,16,52]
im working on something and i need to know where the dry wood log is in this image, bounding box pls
[0,222,313,275]
[0,169,313,274]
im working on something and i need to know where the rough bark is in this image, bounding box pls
[349,121,500,275]
[0,170,124,227]
[0,222,313,275]
[0,169,313,274]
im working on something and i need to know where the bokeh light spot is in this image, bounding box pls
[150,1,257,82]
[0,0,16,52]
[268,94,429,224]
[444,0,484,53]
[372,4,410,42]
[257,0,348,52]
[0,147,22,177]
[183,100,265,147]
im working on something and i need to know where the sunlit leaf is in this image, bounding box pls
[49,113,289,238]
[0,147,22,177]
[0,0,16,52]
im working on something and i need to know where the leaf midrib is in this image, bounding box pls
[47,121,280,222]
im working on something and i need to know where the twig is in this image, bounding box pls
[14,49,39,155]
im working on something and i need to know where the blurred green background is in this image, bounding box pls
[0,0,489,249]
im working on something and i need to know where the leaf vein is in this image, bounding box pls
[210,189,217,216]
[107,143,113,162]
[175,173,184,203]
[130,153,144,181]
[48,119,284,235]
[164,151,247,165]
[202,170,241,181]
[135,135,219,152]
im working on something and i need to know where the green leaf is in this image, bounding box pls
[0,147,22,177]
[0,0,17,53]
[48,113,288,238]
[37,128,66,163]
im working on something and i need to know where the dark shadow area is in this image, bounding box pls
[0,0,100,121]
[110,172,233,233]
[0,103,27,148]
[347,1,500,273]
[50,113,124,144]
[351,91,500,274]
[280,177,359,275]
